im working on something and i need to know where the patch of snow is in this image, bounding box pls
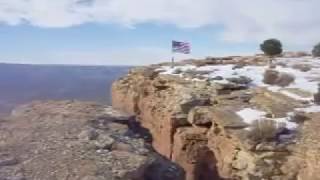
[275,58,320,94]
[156,65,197,75]
[279,90,313,101]
[157,64,267,86]
[210,79,230,84]
[191,78,206,82]
[237,108,298,130]
[295,105,320,113]
[267,86,281,92]
[207,65,266,87]
[277,57,320,68]
[273,117,298,130]
[264,63,320,96]
[236,108,267,124]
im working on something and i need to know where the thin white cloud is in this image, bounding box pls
[0,0,319,47]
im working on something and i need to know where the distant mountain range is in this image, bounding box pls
[0,63,131,115]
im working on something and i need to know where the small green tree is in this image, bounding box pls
[260,39,283,66]
[312,43,320,57]
[260,39,283,56]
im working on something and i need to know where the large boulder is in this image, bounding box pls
[263,69,295,87]
[226,76,252,85]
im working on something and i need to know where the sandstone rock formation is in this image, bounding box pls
[112,56,320,180]
[0,100,184,180]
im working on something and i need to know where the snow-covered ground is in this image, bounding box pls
[157,57,320,101]
[156,57,320,131]
[236,108,267,124]
[236,107,299,130]
[159,57,320,94]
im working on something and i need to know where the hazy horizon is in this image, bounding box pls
[0,63,131,115]
[0,61,137,67]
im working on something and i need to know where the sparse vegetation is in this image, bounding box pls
[289,112,309,123]
[260,39,283,57]
[312,43,320,57]
[248,119,279,143]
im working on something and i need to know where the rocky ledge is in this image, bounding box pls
[0,100,184,180]
[112,55,320,180]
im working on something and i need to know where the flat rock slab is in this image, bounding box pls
[251,88,303,118]
[212,107,249,129]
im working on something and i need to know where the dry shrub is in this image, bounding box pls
[289,112,309,123]
[248,119,279,143]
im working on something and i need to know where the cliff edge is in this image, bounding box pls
[112,55,320,180]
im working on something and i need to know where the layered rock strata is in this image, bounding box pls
[112,56,320,180]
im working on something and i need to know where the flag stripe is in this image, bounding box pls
[172,41,191,54]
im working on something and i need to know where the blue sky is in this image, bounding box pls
[0,0,319,65]
[0,23,257,65]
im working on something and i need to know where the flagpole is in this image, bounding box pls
[171,53,175,68]
[171,40,175,69]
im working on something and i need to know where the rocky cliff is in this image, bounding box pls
[112,56,320,180]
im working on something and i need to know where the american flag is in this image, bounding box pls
[172,40,191,54]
